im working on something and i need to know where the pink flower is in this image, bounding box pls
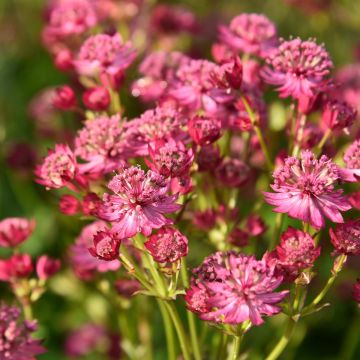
[215,158,250,187]
[262,38,333,100]
[123,106,187,157]
[264,150,351,229]
[187,252,288,325]
[74,115,125,174]
[329,219,360,256]
[59,194,80,215]
[99,167,181,238]
[82,86,110,111]
[0,254,33,282]
[0,304,46,359]
[146,139,194,178]
[144,227,188,263]
[321,100,357,131]
[348,191,360,210]
[35,144,77,189]
[210,57,243,90]
[131,51,190,102]
[82,193,101,216]
[52,85,76,110]
[228,228,249,247]
[43,0,97,39]
[196,145,221,172]
[88,230,121,261]
[0,218,35,248]
[352,279,360,303]
[188,115,222,146]
[185,283,211,314]
[75,33,136,87]
[246,214,267,236]
[338,139,360,182]
[36,255,61,280]
[70,221,120,280]
[219,13,278,58]
[271,227,320,280]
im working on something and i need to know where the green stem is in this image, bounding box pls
[265,317,297,360]
[22,299,33,321]
[241,96,273,171]
[230,335,242,360]
[270,213,285,249]
[181,258,202,360]
[157,300,176,360]
[165,302,191,360]
[292,114,307,157]
[315,128,332,153]
[216,333,228,360]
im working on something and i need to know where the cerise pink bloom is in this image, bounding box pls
[186,252,288,325]
[321,100,357,131]
[0,304,46,359]
[262,38,333,100]
[0,218,35,248]
[88,230,121,261]
[36,255,61,280]
[35,144,77,189]
[188,115,222,146]
[219,13,278,58]
[264,150,351,229]
[52,85,76,110]
[144,227,188,263]
[0,254,33,282]
[59,194,80,215]
[339,139,360,183]
[99,166,181,238]
[82,86,110,111]
[329,219,360,256]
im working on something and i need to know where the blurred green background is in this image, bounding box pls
[0,0,359,359]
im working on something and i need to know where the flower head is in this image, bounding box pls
[0,218,35,248]
[188,115,222,145]
[264,150,351,228]
[184,283,211,314]
[321,100,357,131]
[59,194,80,215]
[82,86,110,111]
[0,304,45,360]
[88,230,121,261]
[262,38,333,100]
[52,85,76,110]
[35,144,77,189]
[75,115,125,174]
[329,219,360,256]
[271,227,320,280]
[338,140,360,183]
[99,166,181,238]
[0,254,33,282]
[144,227,188,263]
[75,33,136,85]
[36,255,61,280]
[219,13,278,58]
[186,252,288,325]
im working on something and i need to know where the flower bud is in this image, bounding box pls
[36,255,61,280]
[88,230,121,261]
[52,85,76,110]
[82,86,111,111]
[59,195,80,215]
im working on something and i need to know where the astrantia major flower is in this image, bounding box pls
[262,38,333,100]
[99,166,181,239]
[0,304,45,360]
[186,252,288,326]
[329,219,360,256]
[264,150,351,229]
[339,139,360,183]
[0,218,35,248]
[35,144,77,189]
[321,100,357,132]
[74,115,125,174]
[88,230,121,261]
[219,13,278,58]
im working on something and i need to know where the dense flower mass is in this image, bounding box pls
[186,252,288,325]
[219,13,278,58]
[264,150,351,228]
[99,167,181,238]
[262,38,333,100]
[0,304,45,359]
[329,219,360,255]
[0,218,35,248]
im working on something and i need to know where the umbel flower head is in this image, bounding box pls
[264,150,351,229]
[35,144,77,189]
[0,304,45,360]
[270,227,320,281]
[219,13,278,58]
[144,227,188,263]
[0,218,35,248]
[262,38,333,100]
[329,219,360,256]
[99,166,181,239]
[88,230,122,261]
[186,252,288,326]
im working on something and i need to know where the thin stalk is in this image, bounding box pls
[165,302,191,360]
[265,317,297,360]
[270,213,284,249]
[241,96,273,170]
[181,258,202,360]
[230,335,242,360]
[157,300,176,360]
[292,114,307,157]
[216,333,228,360]
[315,128,332,153]
[21,298,33,321]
